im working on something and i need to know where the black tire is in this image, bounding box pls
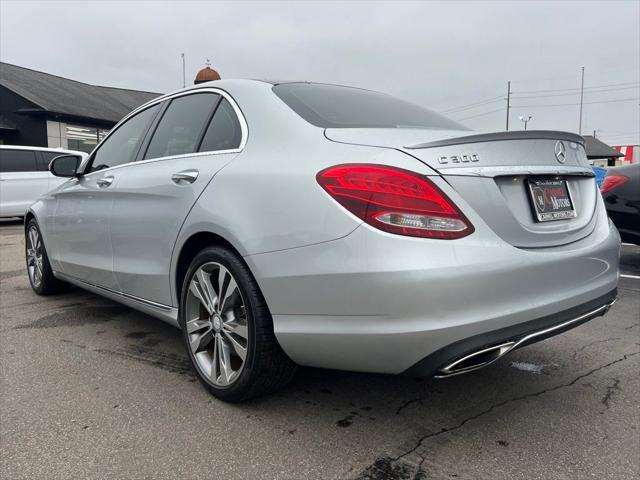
[179,246,297,402]
[25,219,69,295]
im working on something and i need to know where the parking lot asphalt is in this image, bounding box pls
[1,218,638,480]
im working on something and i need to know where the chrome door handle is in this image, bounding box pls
[171,169,199,185]
[96,176,114,188]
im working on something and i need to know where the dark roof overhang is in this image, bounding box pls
[14,108,116,128]
[583,135,624,159]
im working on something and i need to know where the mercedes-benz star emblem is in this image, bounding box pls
[554,140,567,163]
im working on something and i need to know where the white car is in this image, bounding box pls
[0,145,86,218]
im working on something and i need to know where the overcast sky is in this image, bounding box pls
[1,0,638,145]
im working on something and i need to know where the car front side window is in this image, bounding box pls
[88,103,161,173]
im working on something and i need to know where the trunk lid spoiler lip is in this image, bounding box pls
[439,165,595,178]
[405,130,585,150]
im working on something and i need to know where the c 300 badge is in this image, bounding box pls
[437,154,479,164]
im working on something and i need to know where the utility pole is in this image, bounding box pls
[505,80,511,131]
[578,66,585,134]
[181,53,186,88]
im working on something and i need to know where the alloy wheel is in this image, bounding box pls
[26,226,44,288]
[185,262,249,387]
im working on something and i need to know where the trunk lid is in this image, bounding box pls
[324,128,597,248]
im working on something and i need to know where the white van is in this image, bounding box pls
[0,145,86,218]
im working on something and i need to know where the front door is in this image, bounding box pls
[51,103,162,288]
[50,172,117,288]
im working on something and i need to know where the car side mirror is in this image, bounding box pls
[49,155,82,178]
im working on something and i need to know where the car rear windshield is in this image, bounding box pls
[273,83,467,130]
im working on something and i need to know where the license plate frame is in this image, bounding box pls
[526,178,577,222]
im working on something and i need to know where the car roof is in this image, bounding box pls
[155,79,374,99]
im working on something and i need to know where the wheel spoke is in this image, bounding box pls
[220,276,238,314]
[186,318,211,334]
[208,336,219,383]
[196,269,217,312]
[222,330,247,361]
[223,320,248,340]
[190,327,214,353]
[189,276,214,316]
[28,228,37,250]
[35,257,43,276]
[216,265,228,310]
[217,334,233,385]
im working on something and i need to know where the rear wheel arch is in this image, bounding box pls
[174,231,248,302]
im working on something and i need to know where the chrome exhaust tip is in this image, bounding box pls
[434,298,617,379]
[435,341,516,378]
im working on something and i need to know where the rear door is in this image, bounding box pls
[108,90,246,306]
[0,149,47,217]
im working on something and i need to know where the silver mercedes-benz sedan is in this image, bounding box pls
[25,80,620,401]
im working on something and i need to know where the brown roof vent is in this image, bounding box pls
[194,60,221,84]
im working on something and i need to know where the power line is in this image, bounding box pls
[507,72,582,84]
[438,81,638,114]
[511,85,640,99]
[437,81,639,115]
[511,97,639,108]
[512,81,639,95]
[439,96,503,114]
[453,108,505,121]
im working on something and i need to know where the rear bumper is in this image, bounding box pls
[406,288,617,378]
[245,205,621,375]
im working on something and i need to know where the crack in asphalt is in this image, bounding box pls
[396,397,425,415]
[413,455,427,480]
[572,337,622,360]
[394,351,640,461]
[354,351,640,479]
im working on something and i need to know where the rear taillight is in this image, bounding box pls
[600,175,629,194]
[316,164,474,239]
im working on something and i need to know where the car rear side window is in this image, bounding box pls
[145,93,220,160]
[90,104,161,172]
[199,99,242,152]
[273,83,468,130]
[0,149,37,173]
